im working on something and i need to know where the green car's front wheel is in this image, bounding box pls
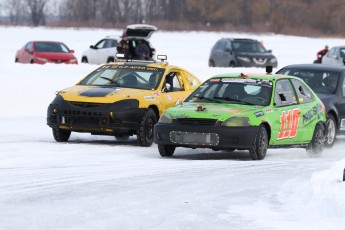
[158,144,176,157]
[249,125,268,160]
[52,128,71,142]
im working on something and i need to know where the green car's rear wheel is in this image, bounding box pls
[307,124,324,157]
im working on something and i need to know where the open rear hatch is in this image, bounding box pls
[124,24,158,39]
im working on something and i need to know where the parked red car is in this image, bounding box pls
[15,41,78,64]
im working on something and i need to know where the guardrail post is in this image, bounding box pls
[343,168,345,182]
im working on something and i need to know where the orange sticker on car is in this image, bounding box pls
[277,108,301,140]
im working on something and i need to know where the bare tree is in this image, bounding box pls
[98,0,121,23]
[3,0,27,24]
[25,0,49,26]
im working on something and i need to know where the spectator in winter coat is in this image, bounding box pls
[117,34,130,59]
[135,41,150,60]
[316,46,328,59]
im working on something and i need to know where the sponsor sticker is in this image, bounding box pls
[144,96,156,101]
[254,111,264,117]
[221,78,255,83]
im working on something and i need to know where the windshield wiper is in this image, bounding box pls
[100,76,120,86]
[195,96,221,103]
[213,96,254,105]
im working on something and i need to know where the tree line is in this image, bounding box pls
[2,0,345,36]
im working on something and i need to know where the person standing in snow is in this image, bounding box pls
[314,45,329,63]
[117,34,130,59]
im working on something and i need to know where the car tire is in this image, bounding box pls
[208,60,215,67]
[229,61,236,67]
[30,59,34,64]
[115,135,130,141]
[325,114,336,148]
[138,109,157,147]
[307,124,325,157]
[158,144,176,157]
[15,58,18,63]
[52,128,71,142]
[249,125,268,160]
[81,57,88,63]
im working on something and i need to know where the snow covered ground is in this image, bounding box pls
[0,26,345,230]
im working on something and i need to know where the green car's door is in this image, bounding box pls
[290,78,322,143]
[270,79,306,146]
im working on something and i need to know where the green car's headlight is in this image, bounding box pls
[158,113,173,124]
[221,117,250,127]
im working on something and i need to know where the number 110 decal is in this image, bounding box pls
[277,108,301,140]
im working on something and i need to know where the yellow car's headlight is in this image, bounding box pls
[221,117,250,127]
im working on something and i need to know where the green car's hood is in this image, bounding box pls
[166,102,265,122]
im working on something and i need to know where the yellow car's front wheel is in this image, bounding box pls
[138,109,157,147]
[52,128,71,142]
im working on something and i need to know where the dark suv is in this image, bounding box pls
[208,38,278,68]
[277,64,345,147]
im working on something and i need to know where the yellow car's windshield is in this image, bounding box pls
[79,65,165,90]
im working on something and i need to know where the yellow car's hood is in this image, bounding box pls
[59,85,153,103]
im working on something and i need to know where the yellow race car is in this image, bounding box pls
[47,55,201,146]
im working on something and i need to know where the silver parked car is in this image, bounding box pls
[208,38,278,68]
[322,46,345,66]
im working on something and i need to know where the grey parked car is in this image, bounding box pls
[277,64,345,147]
[208,38,278,68]
[322,46,345,66]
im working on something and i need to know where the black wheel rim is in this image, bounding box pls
[326,119,336,145]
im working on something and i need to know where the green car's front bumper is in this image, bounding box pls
[154,122,259,150]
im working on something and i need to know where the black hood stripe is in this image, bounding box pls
[80,88,117,97]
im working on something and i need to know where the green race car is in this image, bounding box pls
[154,72,327,160]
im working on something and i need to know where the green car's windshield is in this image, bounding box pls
[278,68,340,94]
[186,78,273,106]
[78,65,165,90]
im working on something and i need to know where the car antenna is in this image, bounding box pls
[157,54,168,62]
[266,66,273,74]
